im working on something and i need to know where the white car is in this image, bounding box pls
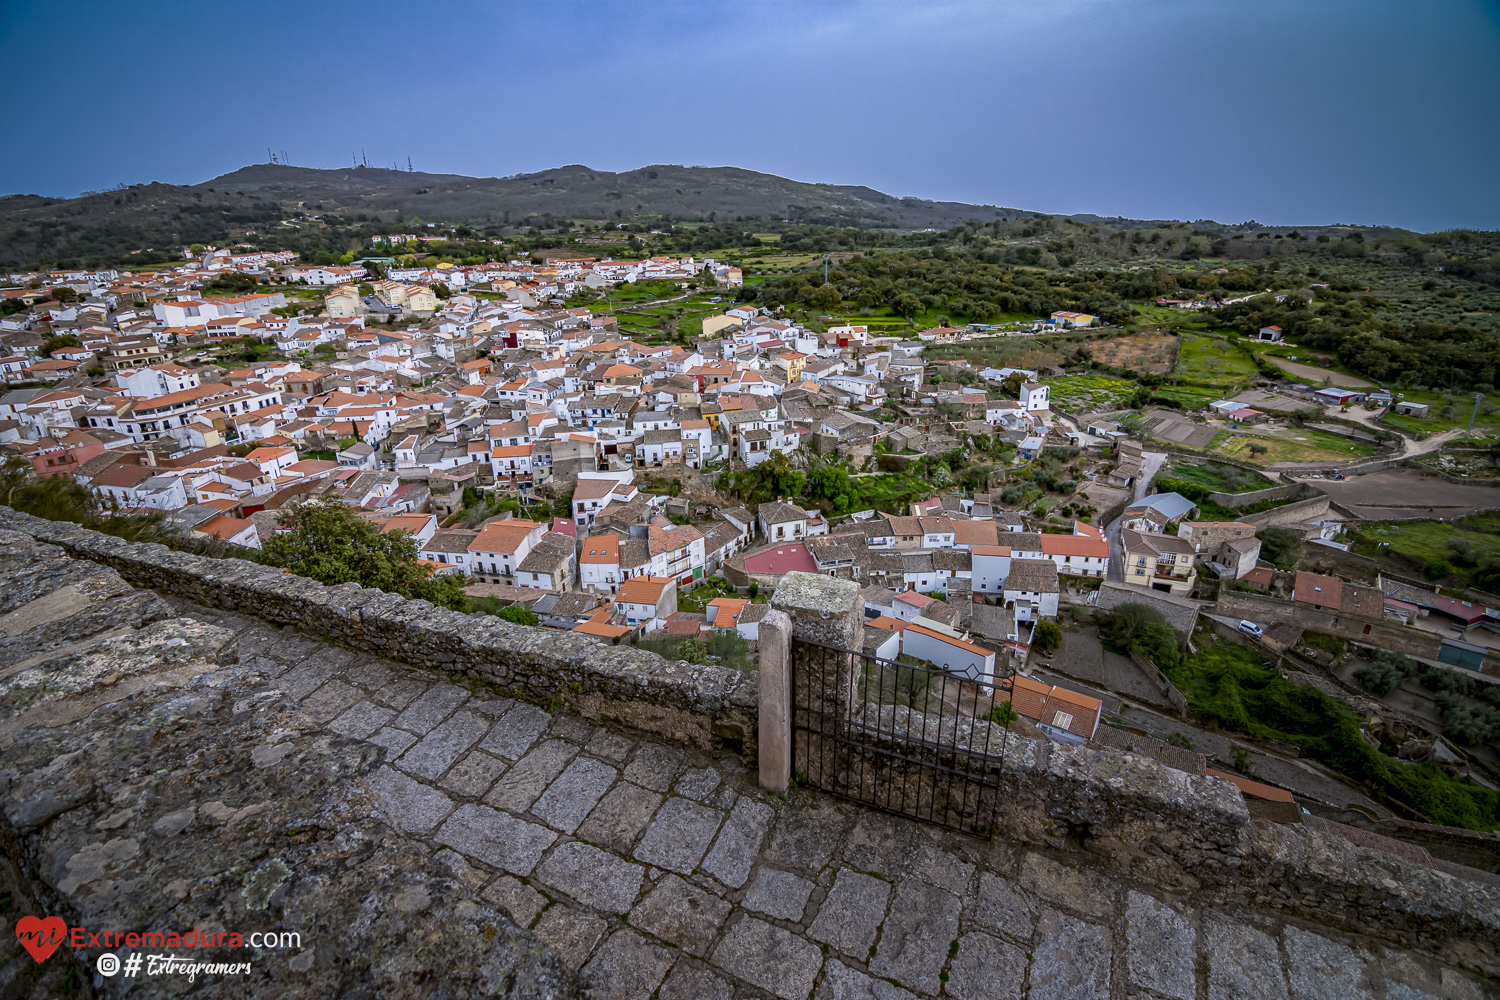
[1237,620,1264,638]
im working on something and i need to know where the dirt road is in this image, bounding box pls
[1268,358,1372,388]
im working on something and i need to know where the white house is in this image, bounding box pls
[616,576,678,632]
[1003,558,1061,621]
[467,519,546,584]
[117,364,201,399]
[970,545,1012,596]
[1020,382,1050,411]
[380,514,438,547]
[420,529,479,576]
[900,621,998,689]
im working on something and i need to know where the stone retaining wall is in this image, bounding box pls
[1238,493,1332,530]
[1207,482,1308,507]
[0,508,758,759]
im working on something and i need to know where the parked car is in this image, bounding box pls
[1238,620,1264,638]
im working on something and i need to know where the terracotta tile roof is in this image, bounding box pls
[618,576,674,605]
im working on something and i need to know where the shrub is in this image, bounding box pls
[1032,620,1062,655]
[987,701,1019,729]
[1354,650,1419,696]
[1166,635,1500,829]
[498,605,540,626]
[1099,603,1181,669]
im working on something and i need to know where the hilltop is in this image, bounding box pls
[197,162,1031,229]
[0,162,1033,268]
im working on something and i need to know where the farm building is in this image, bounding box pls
[1394,401,1429,417]
[1255,326,1284,342]
[1314,387,1365,406]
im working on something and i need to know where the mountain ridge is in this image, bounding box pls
[0,161,1407,269]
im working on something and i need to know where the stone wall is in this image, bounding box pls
[0,508,758,759]
[1207,483,1308,508]
[1215,589,1445,662]
[1371,819,1500,875]
[765,574,1500,975]
[1127,648,1190,715]
[7,517,1498,977]
[1238,493,1331,530]
[1093,581,1201,638]
[0,529,577,999]
[808,695,1500,974]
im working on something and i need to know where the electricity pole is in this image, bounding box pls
[1467,392,1484,441]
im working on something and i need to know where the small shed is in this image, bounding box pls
[1394,401,1429,417]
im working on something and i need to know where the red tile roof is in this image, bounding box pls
[743,544,816,575]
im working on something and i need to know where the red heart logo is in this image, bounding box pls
[15,915,67,963]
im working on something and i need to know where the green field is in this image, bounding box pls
[1217,426,1375,465]
[1041,374,1136,411]
[1128,303,1197,329]
[1173,332,1259,391]
[1378,389,1500,439]
[1353,516,1500,587]
[1163,460,1273,493]
[1149,384,1223,408]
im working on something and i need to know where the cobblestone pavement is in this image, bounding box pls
[175,598,1495,1000]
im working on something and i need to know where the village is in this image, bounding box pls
[3,244,1500,839]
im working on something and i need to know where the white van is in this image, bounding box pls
[1238,620,1264,638]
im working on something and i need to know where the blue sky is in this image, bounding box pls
[2,1,1497,231]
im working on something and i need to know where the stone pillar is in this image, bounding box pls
[756,609,792,792]
[769,572,865,791]
[770,571,864,650]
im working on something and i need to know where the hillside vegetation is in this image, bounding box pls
[0,162,1027,268]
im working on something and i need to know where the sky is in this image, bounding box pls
[2,0,1498,232]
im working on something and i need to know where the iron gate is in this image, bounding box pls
[790,638,1010,837]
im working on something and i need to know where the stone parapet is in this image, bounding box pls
[4,511,1498,976]
[0,508,757,759]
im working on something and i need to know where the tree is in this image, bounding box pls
[1100,603,1181,668]
[806,283,841,310]
[263,499,467,610]
[41,334,81,357]
[1032,619,1062,655]
[498,605,540,626]
[804,463,859,515]
[50,286,78,303]
[203,272,260,294]
[1259,527,1301,571]
[732,449,805,505]
[892,292,922,318]
[1354,650,1418,696]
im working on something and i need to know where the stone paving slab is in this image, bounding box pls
[173,600,1499,1000]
